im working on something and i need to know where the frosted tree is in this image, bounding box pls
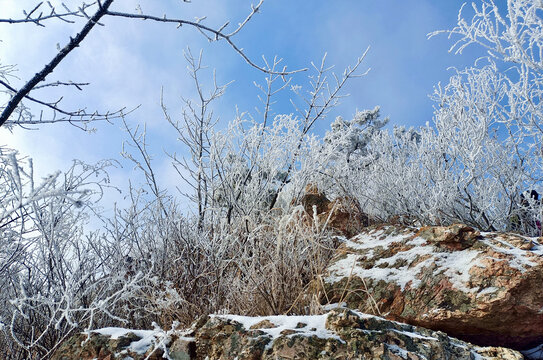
[428,0,543,231]
[333,0,543,232]
[160,50,371,229]
[309,107,389,219]
[163,49,229,232]
[0,148,149,358]
[324,107,388,164]
[205,52,371,225]
[430,0,543,181]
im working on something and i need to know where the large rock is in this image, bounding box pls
[323,223,543,350]
[52,328,195,360]
[300,184,369,238]
[53,309,523,359]
[194,308,521,359]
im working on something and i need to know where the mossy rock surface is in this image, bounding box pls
[52,308,523,359]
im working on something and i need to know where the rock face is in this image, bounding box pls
[52,330,164,360]
[196,308,522,359]
[323,223,543,350]
[52,308,523,360]
[300,184,369,238]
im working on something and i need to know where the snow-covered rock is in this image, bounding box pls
[196,308,521,359]
[52,308,523,359]
[323,223,543,351]
[51,327,195,360]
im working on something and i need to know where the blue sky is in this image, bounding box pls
[0,0,506,210]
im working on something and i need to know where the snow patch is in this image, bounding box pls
[346,228,411,250]
[406,236,428,246]
[326,253,429,290]
[326,241,482,292]
[213,313,343,349]
[321,302,347,311]
[92,328,157,354]
[434,250,482,293]
[326,227,543,294]
[477,286,499,297]
[375,245,432,267]
[481,237,540,272]
[93,327,154,340]
[391,329,438,341]
[386,344,412,358]
[351,309,382,320]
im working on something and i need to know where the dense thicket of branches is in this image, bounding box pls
[1,0,542,358]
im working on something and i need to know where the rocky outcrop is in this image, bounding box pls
[300,184,369,238]
[323,223,543,350]
[51,329,167,360]
[197,308,522,359]
[52,308,523,359]
[52,327,196,360]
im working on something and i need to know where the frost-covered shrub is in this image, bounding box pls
[0,149,147,359]
[208,114,323,222]
[337,121,524,231]
[319,0,543,233]
[94,180,336,328]
[427,0,543,230]
[105,52,369,330]
[163,50,370,230]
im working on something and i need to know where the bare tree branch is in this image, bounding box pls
[0,0,115,128]
[0,2,86,26]
[104,4,306,76]
[0,0,307,130]
[0,78,130,128]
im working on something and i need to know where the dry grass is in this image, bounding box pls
[131,205,339,328]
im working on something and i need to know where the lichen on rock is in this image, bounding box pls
[53,309,524,359]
